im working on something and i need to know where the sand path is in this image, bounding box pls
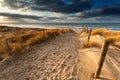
[0,32,119,80]
[0,32,81,80]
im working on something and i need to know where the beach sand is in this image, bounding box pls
[0,31,120,80]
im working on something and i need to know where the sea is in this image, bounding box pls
[0,23,120,31]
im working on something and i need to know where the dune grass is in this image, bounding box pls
[81,41,101,49]
[81,28,120,49]
[0,26,72,61]
[91,28,120,44]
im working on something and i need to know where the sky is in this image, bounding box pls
[0,0,120,23]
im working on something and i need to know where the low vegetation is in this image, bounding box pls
[81,28,120,49]
[81,41,101,49]
[0,26,72,61]
[91,28,120,44]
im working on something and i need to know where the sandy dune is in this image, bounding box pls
[78,48,120,80]
[78,35,120,80]
[0,33,81,80]
[0,32,120,80]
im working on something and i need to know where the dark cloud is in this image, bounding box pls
[81,6,120,18]
[3,0,30,8]
[32,0,120,15]
[91,0,120,9]
[1,0,91,13]
[32,0,91,13]
[34,0,65,6]
[0,12,43,20]
[0,12,66,23]
[0,0,120,19]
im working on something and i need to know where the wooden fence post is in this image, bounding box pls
[86,27,89,34]
[43,29,45,38]
[87,29,92,42]
[94,41,110,78]
[5,39,12,56]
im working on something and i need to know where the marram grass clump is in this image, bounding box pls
[91,28,120,44]
[80,28,120,49]
[81,41,101,49]
[0,27,72,61]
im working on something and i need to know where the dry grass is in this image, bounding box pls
[81,41,101,49]
[91,28,112,36]
[81,28,120,49]
[79,27,89,37]
[91,28,120,44]
[0,26,72,61]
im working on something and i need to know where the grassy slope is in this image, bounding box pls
[0,26,72,61]
[91,28,120,44]
[80,28,120,49]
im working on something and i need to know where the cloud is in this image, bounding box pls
[3,0,30,8]
[91,0,120,9]
[1,0,91,13]
[0,16,37,23]
[34,0,65,6]
[0,0,120,23]
[32,0,91,13]
[0,12,43,19]
[81,6,120,18]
